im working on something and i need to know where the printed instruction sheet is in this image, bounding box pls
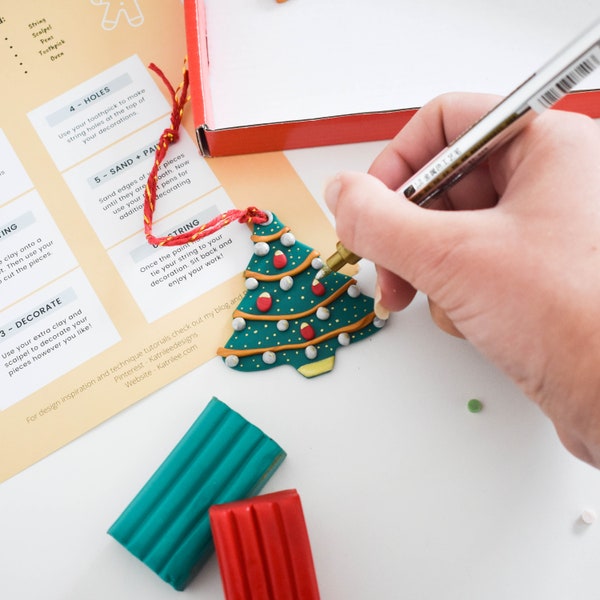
[0,0,338,482]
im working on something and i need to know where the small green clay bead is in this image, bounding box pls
[467,398,483,413]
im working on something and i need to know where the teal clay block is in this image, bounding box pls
[108,397,287,591]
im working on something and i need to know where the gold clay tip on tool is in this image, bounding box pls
[316,241,360,279]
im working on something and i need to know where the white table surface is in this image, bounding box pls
[3,139,600,600]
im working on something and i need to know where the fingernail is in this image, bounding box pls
[374,283,390,320]
[324,174,342,213]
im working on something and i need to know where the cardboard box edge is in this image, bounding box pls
[183,1,600,157]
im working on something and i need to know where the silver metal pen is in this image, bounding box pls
[319,17,600,278]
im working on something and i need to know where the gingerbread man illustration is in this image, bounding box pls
[91,0,144,31]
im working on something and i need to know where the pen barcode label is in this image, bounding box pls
[530,44,600,112]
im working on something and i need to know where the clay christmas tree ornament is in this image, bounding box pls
[217,212,386,378]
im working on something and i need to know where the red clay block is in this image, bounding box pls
[209,489,320,599]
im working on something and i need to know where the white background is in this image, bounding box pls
[3,2,600,597]
[2,140,600,599]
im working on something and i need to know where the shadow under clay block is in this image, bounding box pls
[108,397,287,591]
[210,489,320,599]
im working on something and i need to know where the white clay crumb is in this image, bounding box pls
[581,509,597,524]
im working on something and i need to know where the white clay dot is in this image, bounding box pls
[280,275,294,291]
[280,232,296,247]
[373,317,386,329]
[338,332,351,346]
[277,319,289,332]
[305,345,318,359]
[581,509,597,524]
[232,317,246,331]
[311,257,324,270]
[316,307,330,320]
[225,355,239,368]
[262,351,276,365]
[245,277,259,290]
[254,241,270,256]
[261,211,274,225]
[347,284,361,298]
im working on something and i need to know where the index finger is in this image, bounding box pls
[368,92,502,209]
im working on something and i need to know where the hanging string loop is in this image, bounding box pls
[143,60,268,247]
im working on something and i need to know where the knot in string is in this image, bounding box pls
[238,206,269,224]
[162,128,179,144]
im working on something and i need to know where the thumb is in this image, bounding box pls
[324,171,488,301]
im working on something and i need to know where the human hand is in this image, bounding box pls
[324,92,600,467]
